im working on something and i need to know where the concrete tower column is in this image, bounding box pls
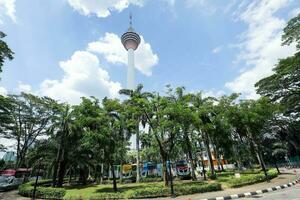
[127,48,135,89]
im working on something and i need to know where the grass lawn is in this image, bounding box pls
[63,181,221,199]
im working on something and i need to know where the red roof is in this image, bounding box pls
[1,169,16,176]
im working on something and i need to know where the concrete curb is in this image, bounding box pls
[202,178,300,200]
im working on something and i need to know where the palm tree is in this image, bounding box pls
[119,84,153,183]
[191,93,216,176]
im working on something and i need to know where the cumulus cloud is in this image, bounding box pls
[17,82,32,93]
[67,0,145,18]
[88,32,158,76]
[225,0,297,99]
[0,0,16,24]
[38,51,122,104]
[202,90,225,98]
[0,86,7,96]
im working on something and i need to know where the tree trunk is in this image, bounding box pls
[199,152,207,180]
[184,131,196,180]
[274,160,280,174]
[248,130,269,181]
[162,155,169,187]
[204,132,215,175]
[79,168,87,185]
[100,163,104,184]
[110,162,117,192]
[57,159,67,187]
[69,168,72,183]
[212,144,222,171]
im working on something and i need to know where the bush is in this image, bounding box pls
[126,186,169,198]
[125,182,221,199]
[19,181,66,200]
[209,174,217,180]
[64,181,222,199]
[140,177,163,183]
[174,182,221,196]
[226,169,278,188]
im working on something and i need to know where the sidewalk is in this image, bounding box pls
[157,168,300,200]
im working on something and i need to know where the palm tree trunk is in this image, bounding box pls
[110,162,117,192]
[184,131,196,180]
[204,132,215,175]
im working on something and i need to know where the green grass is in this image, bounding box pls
[63,181,221,200]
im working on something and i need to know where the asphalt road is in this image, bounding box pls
[240,183,300,200]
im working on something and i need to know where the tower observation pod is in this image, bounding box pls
[121,14,141,90]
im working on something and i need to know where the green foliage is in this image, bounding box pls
[140,177,163,183]
[19,181,66,200]
[219,169,278,188]
[63,181,221,200]
[0,31,14,73]
[282,13,300,50]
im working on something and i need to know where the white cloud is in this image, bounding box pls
[88,32,158,76]
[185,0,217,15]
[225,0,297,99]
[202,90,225,98]
[17,82,32,93]
[67,0,145,18]
[212,46,223,54]
[38,51,122,104]
[0,0,16,24]
[0,86,7,96]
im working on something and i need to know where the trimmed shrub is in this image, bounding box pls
[226,169,278,188]
[126,182,221,199]
[19,181,66,200]
[126,186,169,198]
[64,182,222,200]
[209,174,217,180]
[140,177,163,183]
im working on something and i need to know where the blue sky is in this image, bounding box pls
[0,0,300,104]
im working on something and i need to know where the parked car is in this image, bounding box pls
[0,176,23,191]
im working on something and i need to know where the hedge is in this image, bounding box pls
[63,182,222,200]
[19,181,66,200]
[226,169,278,188]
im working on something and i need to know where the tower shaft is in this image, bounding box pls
[127,48,135,90]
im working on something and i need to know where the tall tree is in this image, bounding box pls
[119,84,153,183]
[0,31,14,74]
[256,13,300,154]
[191,93,216,176]
[0,93,56,167]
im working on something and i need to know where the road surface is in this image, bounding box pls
[240,183,300,200]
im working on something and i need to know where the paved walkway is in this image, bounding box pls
[156,168,300,200]
[0,190,31,200]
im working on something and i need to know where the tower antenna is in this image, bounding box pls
[129,12,133,28]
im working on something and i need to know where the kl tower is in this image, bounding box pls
[121,14,142,183]
[121,14,141,90]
